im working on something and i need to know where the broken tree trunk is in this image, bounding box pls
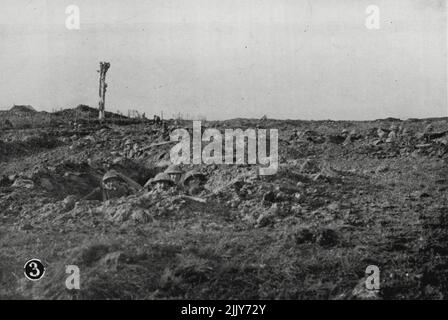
[98,62,110,121]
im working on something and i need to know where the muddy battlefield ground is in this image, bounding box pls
[1,108,448,299]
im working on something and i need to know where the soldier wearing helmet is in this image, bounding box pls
[144,172,175,191]
[164,164,184,184]
[182,170,206,195]
[102,170,141,200]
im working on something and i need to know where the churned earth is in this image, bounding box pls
[1,113,448,299]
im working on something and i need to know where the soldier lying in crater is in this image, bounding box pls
[144,172,175,192]
[182,170,206,195]
[164,164,184,184]
[82,169,141,201]
[102,170,141,200]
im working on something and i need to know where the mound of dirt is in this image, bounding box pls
[54,105,127,120]
[9,105,37,114]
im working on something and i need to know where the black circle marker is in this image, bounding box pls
[24,259,46,281]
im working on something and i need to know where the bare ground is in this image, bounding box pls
[1,117,447,299]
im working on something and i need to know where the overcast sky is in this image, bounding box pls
[0,0,446,120]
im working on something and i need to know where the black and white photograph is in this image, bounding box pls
[0,0,447,303]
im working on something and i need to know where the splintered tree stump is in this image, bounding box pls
[98,62,110,121]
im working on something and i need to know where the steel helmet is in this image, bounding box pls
[164,164,183,175]
[102,170,122,183]
[149,172,175,186]
[182,170,206,185]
